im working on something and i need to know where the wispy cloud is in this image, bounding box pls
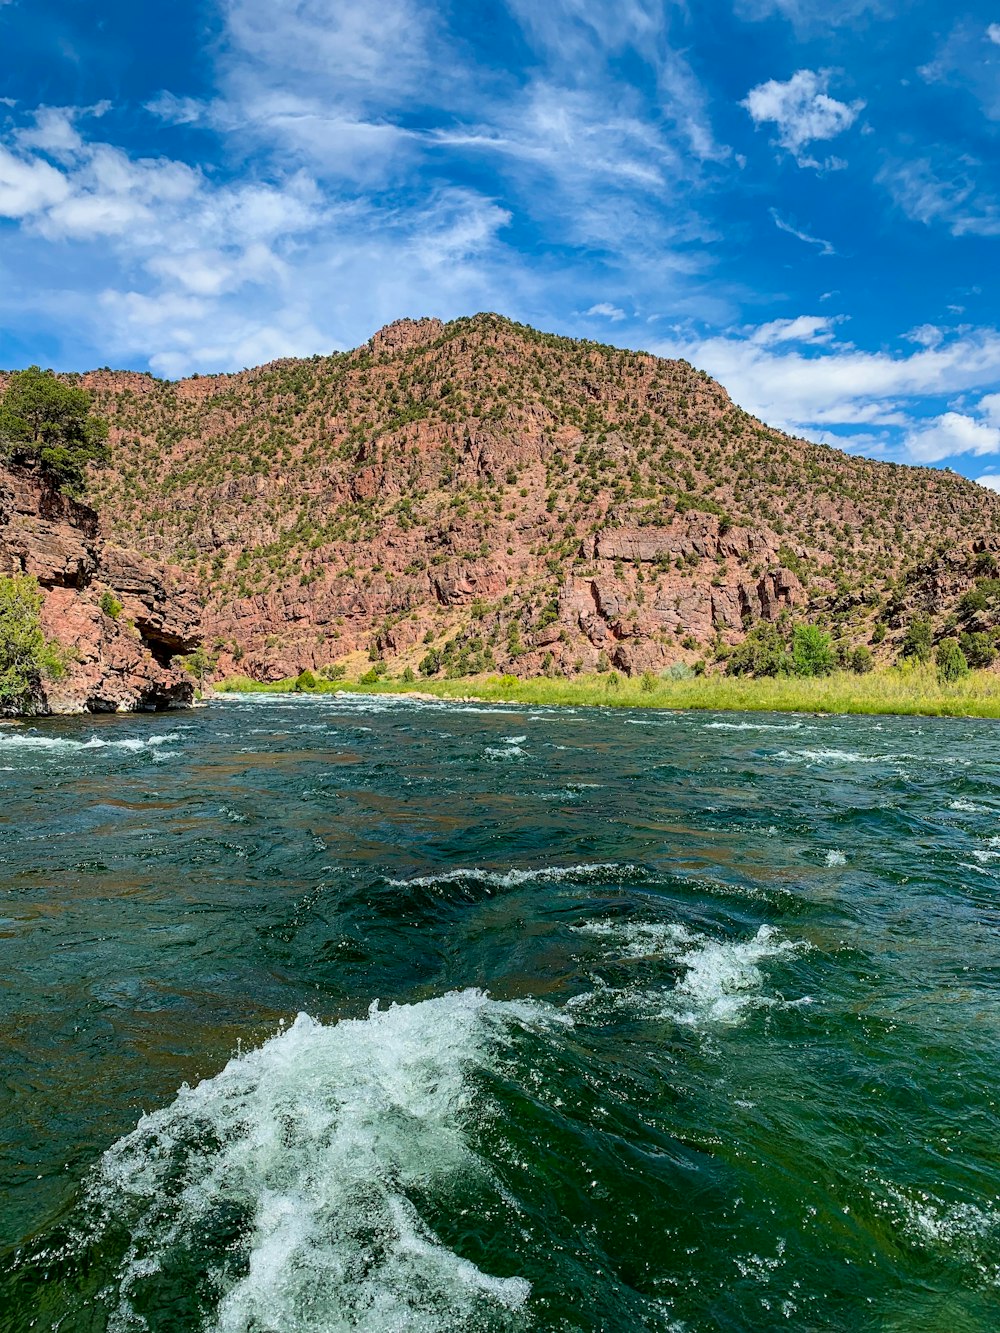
[734,0,888,28]
[770,208,836,254]
[919,20,1000,121]
[878,155,1000,237]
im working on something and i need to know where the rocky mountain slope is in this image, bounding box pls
[0,463,201,712]
[52,314,1000,680]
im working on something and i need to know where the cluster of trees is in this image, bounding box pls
[726,620,870,679]
[726,612,986,684]
[899,614,974,681]
[420,635,495,678]
[0,574,65,713]
[0,367,109,495]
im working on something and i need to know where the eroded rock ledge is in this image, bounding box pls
[0,464,202,713]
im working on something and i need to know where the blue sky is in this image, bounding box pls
[2,1,1000,482]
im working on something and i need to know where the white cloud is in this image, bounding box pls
[15,106,86,160]
[654,325,1000,460]
[502,0,728,165]
[743,69,864,166]
[905,407,1000,463]
[223,0,436,110]
[584,302,627,321]
[905,324,944,348]
[0,144,69,216]
[749,314,840,345]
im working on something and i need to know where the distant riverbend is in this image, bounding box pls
[2,694,998,1330]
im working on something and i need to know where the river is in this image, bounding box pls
[0,694,998,1331]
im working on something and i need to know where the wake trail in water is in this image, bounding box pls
[73,990,556,1333]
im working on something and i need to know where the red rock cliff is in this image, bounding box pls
[0,463,202,713]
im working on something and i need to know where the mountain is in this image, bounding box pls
[63,314,1000,680]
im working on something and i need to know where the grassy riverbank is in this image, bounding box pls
[216,665,1000,719]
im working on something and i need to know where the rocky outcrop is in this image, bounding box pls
[0,464,201,713]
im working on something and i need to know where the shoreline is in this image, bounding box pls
[214,667,1000,721]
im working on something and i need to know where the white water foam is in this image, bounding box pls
[671,925,809,1024]
[877,1183,1000,1283]
[84,991,542,1332]
[774,747,906,766]
[485,734,528,759]
[0,730,179,753]
[572,920,811,1026]
[387,863,647,891]
[576,919,694,958]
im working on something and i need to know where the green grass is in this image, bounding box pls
[215,666,1000,719]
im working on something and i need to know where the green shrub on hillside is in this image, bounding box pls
[901,615,933,663]
[178,646,218,689]
[99,589,123,619]
[726,620,836,679]
[959,630,997,669]
[849,645,874,674]
[726,622,791,677]
[791,624,836,677]
[936,639,969,682]
[0,574,65,712]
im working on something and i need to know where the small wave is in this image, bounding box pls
[387,863,648,892]
[0,730,180,753]
[575,918,694,958]
[774,747,912,766]
[876,1183,1000,1283]
[704,721,804,732]
[485,735,526,760]
[668,925,810,1025]
[572,920,810,1026]
[79,991,543,1331]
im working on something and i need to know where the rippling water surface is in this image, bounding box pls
[1,695,999,1331]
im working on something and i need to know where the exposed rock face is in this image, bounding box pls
[0,464,201,713]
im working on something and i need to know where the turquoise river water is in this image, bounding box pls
[0,694,998,1332]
